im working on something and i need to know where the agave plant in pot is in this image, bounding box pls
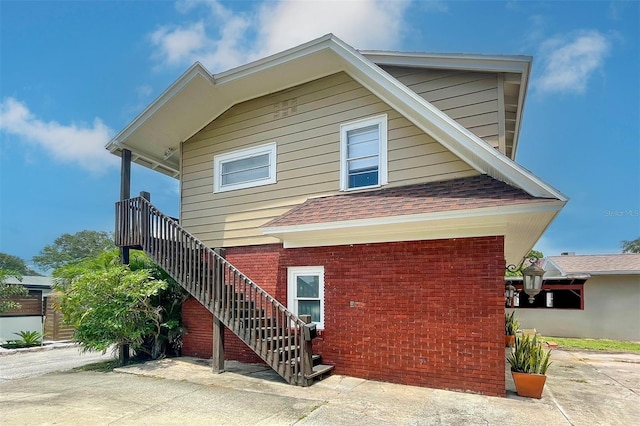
[507,335,551,398]
[505,311,519,347]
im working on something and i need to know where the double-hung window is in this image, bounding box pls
[287,266,325,329]
[340,114,388,190]
[213,142,277,193]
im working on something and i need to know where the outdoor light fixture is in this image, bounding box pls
[163,147,177,160]
[505,284,516,307]
[521,262,545,304]
[506,256,545,304]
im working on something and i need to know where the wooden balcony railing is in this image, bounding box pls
[115,196,318,385]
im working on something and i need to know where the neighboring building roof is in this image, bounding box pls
[4,275,53,289]
[265,175,554,228]
[544,254,640,276]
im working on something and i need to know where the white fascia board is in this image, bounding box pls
[263,200,564,236]
[589,270,640,276]
[511,60,531,160]
[105,62,215,152]
[213,34,335,84]
[329,39,566,201]
[360,50,532,74]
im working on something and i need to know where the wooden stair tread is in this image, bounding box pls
[304,364,334,379]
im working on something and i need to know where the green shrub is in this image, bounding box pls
[507,335,552,375]
[505,311,520,335]
[14,330,42,346]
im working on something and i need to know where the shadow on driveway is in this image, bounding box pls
[1,349,638,425]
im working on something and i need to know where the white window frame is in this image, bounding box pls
[213,142,277,193]
[287,266,325,330]
[340,114,388,191]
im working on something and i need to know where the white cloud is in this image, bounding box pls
[0,97,118,174]
[254,0,409,56]
[150,21,208,65]
[149,0,412,72]
[535,30,610,94]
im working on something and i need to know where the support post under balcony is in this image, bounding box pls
[120,148,131,266]
[118,148,132,365]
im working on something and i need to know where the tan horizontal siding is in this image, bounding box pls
[382,66,500,148]
[181,72,477,248]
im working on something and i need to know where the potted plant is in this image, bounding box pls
[505,311,519,347]
[507,335,552,398]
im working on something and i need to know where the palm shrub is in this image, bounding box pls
[15,330,42,346]
[507,335,552,375]
[505,311,520,335]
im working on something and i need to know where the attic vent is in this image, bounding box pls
[561,252,575,256]
[273,98,298,119]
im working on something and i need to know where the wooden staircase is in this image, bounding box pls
[115,196,333,385]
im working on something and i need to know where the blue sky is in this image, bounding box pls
[1,0,638,273]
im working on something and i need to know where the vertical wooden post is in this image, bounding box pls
[212,316,225,373]
[139,191,150,249]
[212,247,226,373]
[120,149,132,266]
[299,314,314,384]
[119,149,132,365]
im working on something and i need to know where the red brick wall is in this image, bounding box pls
[181,237,505,396]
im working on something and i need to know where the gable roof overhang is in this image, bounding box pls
[360,50,531,160]
[105,34,566,205]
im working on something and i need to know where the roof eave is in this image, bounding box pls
[263,200,565,265]
[338,43,565,201]
[359,50,533,73]
[106,34,566,204]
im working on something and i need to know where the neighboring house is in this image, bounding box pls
[0,276,51,342]
[508,253,640,341]
[107,34,566,396]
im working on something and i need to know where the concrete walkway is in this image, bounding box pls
[1,349,638,425]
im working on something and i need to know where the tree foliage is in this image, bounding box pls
[0,270,28,313]
[33,230,116,271]
[505,249,544,277]
[59,264,166,353]
[55,250,187,361]
[0,253,40,276]
[621,237,640,254]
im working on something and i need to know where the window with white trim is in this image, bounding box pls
[213,142,277,193]
[340,114,388,190]
[287,266,325,329]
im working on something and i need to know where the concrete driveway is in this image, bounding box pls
[0,349,638,425]
[0,344,115,382]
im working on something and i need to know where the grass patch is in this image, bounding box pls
[74,360,121,372]
[73,357,149,373]
[541,336,640,354]
[570,378,588,383]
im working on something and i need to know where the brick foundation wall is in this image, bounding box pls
[181,237,505,396]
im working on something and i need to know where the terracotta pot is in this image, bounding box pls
[505,335,515,347]
[512,372,547,399]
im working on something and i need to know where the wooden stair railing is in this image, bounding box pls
[115,196,332,385]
